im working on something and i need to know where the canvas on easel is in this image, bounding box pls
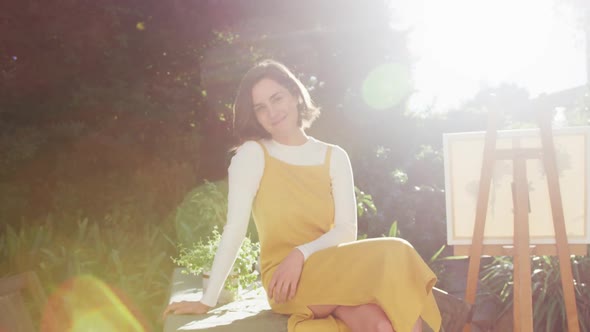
[443,109,588,332]
[444,126,590,253]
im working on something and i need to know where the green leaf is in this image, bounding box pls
[428,245,446,263]
[388,221,398,237]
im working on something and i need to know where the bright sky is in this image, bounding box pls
[390,0,587,113]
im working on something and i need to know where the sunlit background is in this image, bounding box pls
[391,0,587,113]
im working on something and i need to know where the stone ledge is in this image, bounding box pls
[164,268,471,332]
[164,269,287,332]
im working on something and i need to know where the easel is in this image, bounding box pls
[460,108,582,332]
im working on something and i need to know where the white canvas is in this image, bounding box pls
[443,127,590,245]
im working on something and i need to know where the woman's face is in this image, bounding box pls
[251,78,300,139]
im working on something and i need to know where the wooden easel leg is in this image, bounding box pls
[462,110,500,332]
[513,156,533,332]
[538,112,581,332]
[463,256,482,332]
[512,254,522,330]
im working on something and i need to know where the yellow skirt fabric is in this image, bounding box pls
[252,142,441,332]
[271,238,440,332]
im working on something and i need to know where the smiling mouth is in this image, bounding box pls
[271,115,287,126]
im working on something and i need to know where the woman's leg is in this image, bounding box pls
[309,304,394,332]
[308,304,339,318]
[333,304,394,332]
[308,304,423,332]
[411,317,422,332]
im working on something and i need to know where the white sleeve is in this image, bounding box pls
[296,146,357,261]
[200,141,264,307]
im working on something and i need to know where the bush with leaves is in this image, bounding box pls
[0,213,176,331]
[480,254,590,331]
[174,179,260,247]
[172,227,260,293]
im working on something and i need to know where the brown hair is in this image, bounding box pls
[232,59,320,144]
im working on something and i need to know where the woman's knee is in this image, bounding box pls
[363,304,394,332]
[308,304,338,318]
[384,236,414,250]
[363,236,414,251]
[333,303,394,332]
[373,318,395,332]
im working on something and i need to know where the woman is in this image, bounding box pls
[163,60,441,332]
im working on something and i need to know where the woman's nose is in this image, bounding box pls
[268,105,280,118]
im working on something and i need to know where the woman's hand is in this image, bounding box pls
[268,249,304,304]
[162,301,211,319]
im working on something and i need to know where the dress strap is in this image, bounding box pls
[255,141,269,159]
[323,146,333,168]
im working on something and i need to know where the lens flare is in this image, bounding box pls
[41,275,145,332]
[362,63,412,110]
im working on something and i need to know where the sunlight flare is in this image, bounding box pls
[362,63,412,110]
[41,275,145,332]
[391,0,587,112]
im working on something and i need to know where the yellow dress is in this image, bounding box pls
[252,142,441,332]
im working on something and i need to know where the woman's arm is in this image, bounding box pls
[164,141,264,316]
[200,141,264,306]
[295,145,357,260]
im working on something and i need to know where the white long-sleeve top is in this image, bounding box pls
[200,136,357,307]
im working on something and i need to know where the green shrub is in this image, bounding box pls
[480,254,590,331]
[174,179,259,247]
[172,226,260,293]
[0,214,176,331]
